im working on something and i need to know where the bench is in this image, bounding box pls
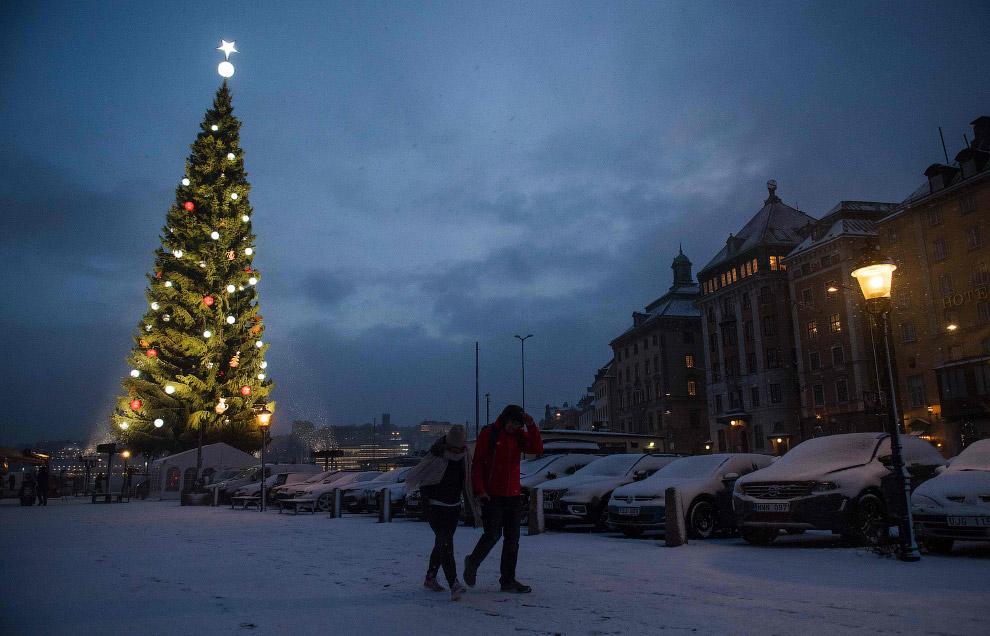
[91,491,130,504]
[278,498,316,515]
[230,495,261,510]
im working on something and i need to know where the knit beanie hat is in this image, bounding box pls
[446,424,467,448]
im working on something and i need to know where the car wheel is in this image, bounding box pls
[853,493,889,547]
[688,499,716,539]
[620,527,645,539]
[316,493,333,512]
[922,538,954,554]
[741,527,778,545]
[593,504,610,532]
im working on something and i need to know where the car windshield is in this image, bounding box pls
[302,470,336,484]
[217,469,243,481]
[948,440,990,471]
[353,472,383,483]
[368,468,410,484]
[575,454,642,477]
[521,456,560,477]
[773,434,883,469]
[229,467,258,480]
[653,455,729,479]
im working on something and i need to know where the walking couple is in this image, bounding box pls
[404,405,543,601]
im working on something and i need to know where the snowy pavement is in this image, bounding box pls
[1,498,987,636]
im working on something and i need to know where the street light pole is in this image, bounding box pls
[851,260,921,562]
[514,334,533,411]
[256,406,272,512]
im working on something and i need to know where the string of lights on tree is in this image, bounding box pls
[110,40,274,457]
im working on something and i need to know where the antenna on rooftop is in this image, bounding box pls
[938,126,949,163]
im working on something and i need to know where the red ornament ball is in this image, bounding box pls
[146,349,157,357]
[156,272,161,278]
[203,295,214,306]
[184,201,194,211]
[130,399,142,411]
[245,267,252,273]
[240,386,251,396]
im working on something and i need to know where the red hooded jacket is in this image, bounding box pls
[472,414,543,498]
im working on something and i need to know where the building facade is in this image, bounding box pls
[588,361,614,431]
[877,116,990,456]
[609,249,708,454]
[784,201,898,440]
[696,182,815,455]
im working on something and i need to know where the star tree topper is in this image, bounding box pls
[217,39,238,59]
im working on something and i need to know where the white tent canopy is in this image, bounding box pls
[149,443,256,500]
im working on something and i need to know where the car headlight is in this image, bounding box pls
[812,481,839,492]
[733,482,744,495]
[912,494,942,509]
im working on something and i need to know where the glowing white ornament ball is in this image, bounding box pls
[151,302,159,310]
[227,152,235,160]
[181,178,190,186]
[249,277,258,285]
[211,125,219,132]
[119,421,129,430]
[162,314,171,322]
[245,247,253,255]
[242,215,249,222]
[218,61,234,78]
[258,373,265,380]
[203,330,212,338]
[164,281,172,287]
[173,250,183,258]
[238,286,245,291]
[260,361,268,369]
[211,231,220,240]
[230,192,238,200]
[130,369,140,378]
[226,316,236,324]
[255,341,263,348]
[154,418,164,428]
[165,385,176,394]
[226,284,236,293]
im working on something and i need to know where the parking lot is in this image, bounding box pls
[2,497,987,636]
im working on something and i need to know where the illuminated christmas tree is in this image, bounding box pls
[111,42,273,457]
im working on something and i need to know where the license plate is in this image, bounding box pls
[543,500,554,510]
[615,507,639,516]
[947,515,990,527]
[754,502,789,512]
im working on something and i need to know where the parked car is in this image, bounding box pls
[733,433,945,546]
[519,454,601,523]
[540,453,683,530]
[207,463,321,503]
[233,471,321,504]
[403,488,427,520]
[362,467,413,513]
[912,439,990,553]
[608,453,774,538]
[270,469,340,502]
[292,471,383,512]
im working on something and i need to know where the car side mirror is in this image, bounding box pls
[546,472,557,480]
[878,454,893,468]
[722,472,739,481]
[633,470,648,482]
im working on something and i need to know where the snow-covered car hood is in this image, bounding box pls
[612,475,703,501]
[912,470,990,509]
[736,460,878,485]
[541,474,632,501]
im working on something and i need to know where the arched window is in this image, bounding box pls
[165,467,180,491]
[183,467,198,492]
[201,467,216,484]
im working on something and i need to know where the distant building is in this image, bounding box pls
[588,360,615,431]
[696,182,815,455]
[610,248,708,454]
[784,201,898,441]
[877,115,990,456]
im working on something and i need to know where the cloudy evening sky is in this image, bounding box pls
[1,1,989,444]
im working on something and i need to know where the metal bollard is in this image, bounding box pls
[664,486,688,547]
[212,487,219,507]
[527,488,544,535]
[378,487,392,522]
[332,488,342,518]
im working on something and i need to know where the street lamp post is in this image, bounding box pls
[514,334,533,411]
[121,451,131,497]
[256,406,272,512]
[851,259,921,562]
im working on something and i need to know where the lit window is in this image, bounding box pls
[829,314,842,333]
[685,355,694,368]
[687,381,697,396]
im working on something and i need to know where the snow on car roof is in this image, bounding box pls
[948,439,990,471]
[773,433,886,469]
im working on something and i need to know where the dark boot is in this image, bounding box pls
[500,580,532,594]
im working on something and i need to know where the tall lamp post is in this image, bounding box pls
[850,259,921,562]
[256,406,272,512]
[514,334,533,411]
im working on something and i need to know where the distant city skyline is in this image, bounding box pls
[2,2,989,443]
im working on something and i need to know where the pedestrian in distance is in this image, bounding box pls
[464,404,543,594]
[404,424,481,601]
[36,465,49,506]
[8,473,14,490]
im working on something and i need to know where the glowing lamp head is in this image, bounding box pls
[827,286,838,293]
[851,261,896,300]
[122,450,131,459]
[256,406,272,429]
[947,324,958,331]
[218,61,234,78]
[776,438,783,443]
[154,419,164,428]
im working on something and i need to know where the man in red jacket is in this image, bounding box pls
[463,404,543,593]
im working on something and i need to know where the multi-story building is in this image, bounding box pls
[588,361,614,431]
[609,248,708,454]
[877,116,990,456]
[696,182,815,455]
[784,201,898,439]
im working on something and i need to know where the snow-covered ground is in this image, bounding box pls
[1,498,987,636]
